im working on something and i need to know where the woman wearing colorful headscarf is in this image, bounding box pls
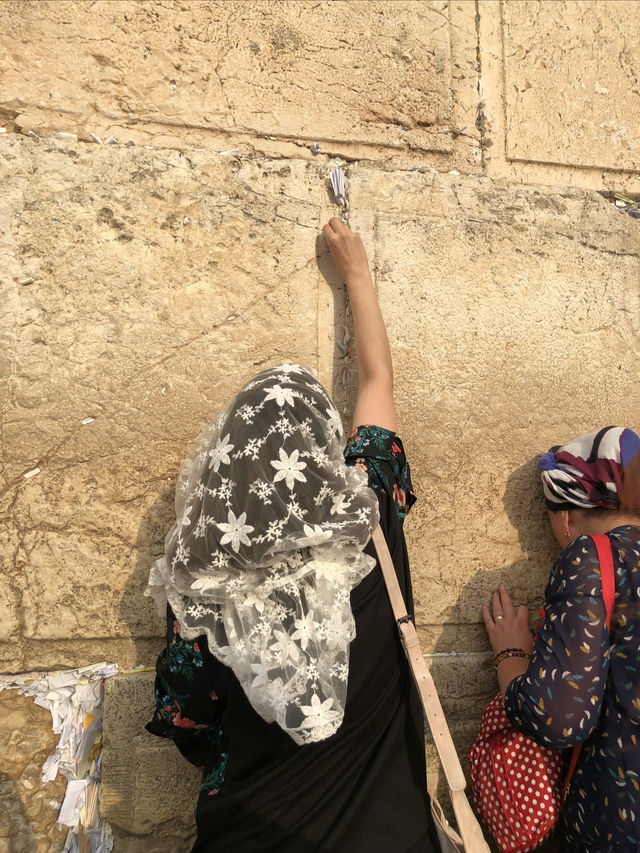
[145,218,438,852]
[482,427,640,851]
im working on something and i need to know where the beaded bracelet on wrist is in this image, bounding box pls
[493,646,528,661]
[493,648,531,669]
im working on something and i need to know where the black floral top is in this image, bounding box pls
[147,425,433,852]
[146,610,228,794]
[345,424,416,521]
[504,527,640,851]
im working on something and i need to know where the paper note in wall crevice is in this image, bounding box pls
[0,661,119,851]
[58,778,90,827]
[328,159,350,225]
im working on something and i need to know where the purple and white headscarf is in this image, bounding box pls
[538,426,640,510]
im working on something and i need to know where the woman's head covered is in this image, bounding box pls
[537,426,640,513]
[146,364,380,744]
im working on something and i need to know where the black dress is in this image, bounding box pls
[147,425,437,852]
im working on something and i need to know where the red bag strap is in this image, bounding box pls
[592,534,616,631]
[563,533,616,798]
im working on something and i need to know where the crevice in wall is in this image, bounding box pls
[598,191,640,219]
[474,0,488,173]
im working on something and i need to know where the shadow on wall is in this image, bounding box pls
[119,225,350,672]
[499,456,560,611]
[430,457,560,709]
[121,488,176,670]
[0,773,37,851]
[315,228,357,427]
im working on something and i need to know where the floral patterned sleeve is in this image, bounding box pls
[344,425,417,522]
[146,605,227,786]
[504,536,610,748]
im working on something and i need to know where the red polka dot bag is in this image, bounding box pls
[468,535,615,853]
[468,691,565,852]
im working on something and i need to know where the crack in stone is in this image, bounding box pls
[474,0,488,171]
[1,296,269,500]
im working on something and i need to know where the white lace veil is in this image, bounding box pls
[146,364,380,744]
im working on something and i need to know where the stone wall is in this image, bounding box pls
[1,1,639,850]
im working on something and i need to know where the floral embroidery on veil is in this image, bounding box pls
[146,365,379,744]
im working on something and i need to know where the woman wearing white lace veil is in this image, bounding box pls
[146,218,438,852]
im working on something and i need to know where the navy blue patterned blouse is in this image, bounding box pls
[504,526,640,851]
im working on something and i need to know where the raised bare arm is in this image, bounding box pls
[322,217,397,433]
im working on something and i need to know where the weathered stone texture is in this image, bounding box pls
[503,0,640,170]
[2,1,640,848]
[2,135,324,673]
[6,136,638,673]
[478,0,640,192]
[347,166,640,651]
[0,0,480,170]
[0,692,67,853]
[101,673,198,850]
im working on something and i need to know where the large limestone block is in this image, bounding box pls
[1,135,328,672]
[101,672,198,849]
[0,0,479,169]
[0,691,67,853]
[478,0,640,192]
[346,166,640,652]
[4,134,640,673]
[502,1,640,171]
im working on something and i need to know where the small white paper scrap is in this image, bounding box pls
[42,751,61,784]
[330,167,349,210]
[58,778,89,827]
